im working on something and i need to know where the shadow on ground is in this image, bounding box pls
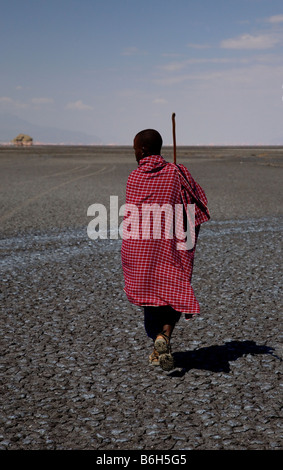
[169,340,279,377]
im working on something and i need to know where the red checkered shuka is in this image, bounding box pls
[121,155,210,315]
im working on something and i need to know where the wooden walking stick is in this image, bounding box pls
[172,112,176,164]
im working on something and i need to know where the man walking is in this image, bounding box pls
[121,129,210,371]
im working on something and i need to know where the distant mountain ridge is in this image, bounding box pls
[0,112,102,144]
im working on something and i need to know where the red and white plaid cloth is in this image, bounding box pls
[121,155,210,314]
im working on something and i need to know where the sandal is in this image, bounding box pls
[159,352,174,371]
[154,332,171,354]
[154,332,175,371]
[149,348,160,366]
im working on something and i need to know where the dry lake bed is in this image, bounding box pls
[0,145,282,451]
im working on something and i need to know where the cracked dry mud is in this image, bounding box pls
[0,146,282,450]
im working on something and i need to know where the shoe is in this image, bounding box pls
[159,353,174,371]
[149,348,160,366]
[154,332,174,371]
[154,332,170,354]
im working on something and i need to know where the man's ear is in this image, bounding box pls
[142,146,149,157]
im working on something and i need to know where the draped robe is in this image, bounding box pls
[121,155,210,314]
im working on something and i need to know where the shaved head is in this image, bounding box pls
[133,129,163,162]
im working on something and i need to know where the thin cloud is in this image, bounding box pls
[266,14,283,24]
[159,57,249,72]
[0,97,14,104]
[66,100,93,111]
[159,61,188,72]
[0,96,28,109]
[220,33,280,50]
[0,96,54,110]
[154,58,283,88]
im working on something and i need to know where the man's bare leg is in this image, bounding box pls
[159,324,174,339]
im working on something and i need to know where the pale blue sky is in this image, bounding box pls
[1,0,283,144]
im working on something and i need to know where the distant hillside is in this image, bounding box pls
[0,112,102,144]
